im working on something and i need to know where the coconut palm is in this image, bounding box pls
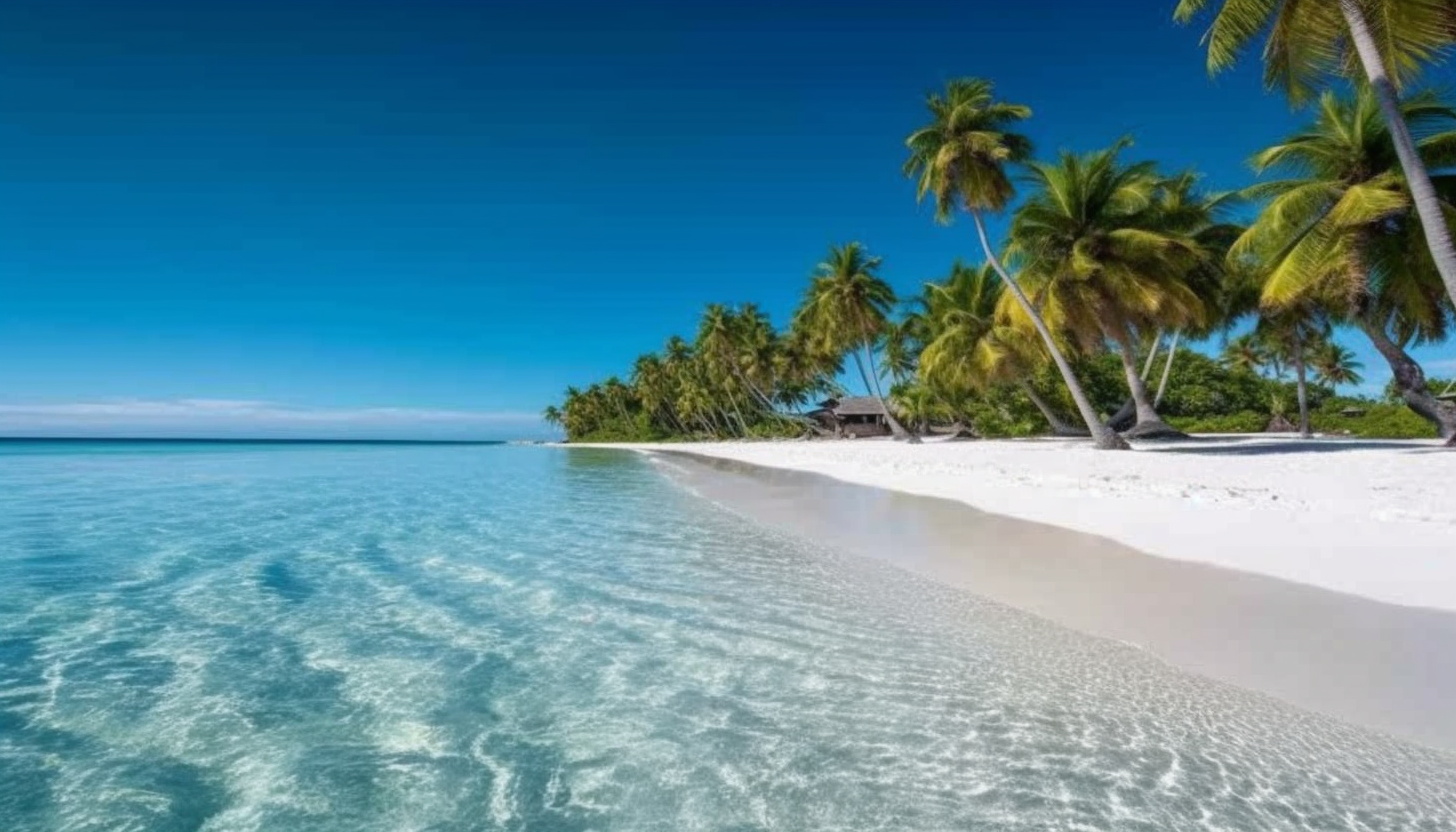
[542,405,563,430]
[774,328,841,412]
[1311,341,1366,389]
[1008,140,1208,438]
[1221,333,1270,374]
[1174,0,1456,312]
[796,242,919,441]
[696,304,757,436]
[882,320,920,387]
[1101,171,1246,425]
[911,261,1072,435]
[903,78,1128,449]
[632,353,690,436]
[1232,87,1456,438]
[890,381,949,436]
[1256,312,1328,437]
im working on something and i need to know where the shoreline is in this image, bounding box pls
[583,435,1456,613]
[631,445,1456,752]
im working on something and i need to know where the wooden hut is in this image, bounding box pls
[805,397,891,438]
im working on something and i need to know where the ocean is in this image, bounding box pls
[1,439,1452,831]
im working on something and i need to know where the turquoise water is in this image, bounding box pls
[1,440,1453,831]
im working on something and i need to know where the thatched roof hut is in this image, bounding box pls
[807,397,891,437]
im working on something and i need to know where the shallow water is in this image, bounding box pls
[1,440,1453,831]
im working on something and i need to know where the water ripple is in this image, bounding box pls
[0,442,1453,831]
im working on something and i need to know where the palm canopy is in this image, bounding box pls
[918,262,1022,392]
[1006,140,1209,351]
[903,78,1128,448]
[1174,0,1456,102]
[1221,332,1272,374]
[795,242,897,357]
[1312,340,1367,387]
[903,78,1034,218]
[1233,87,1456,344]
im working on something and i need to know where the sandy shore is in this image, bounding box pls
[605,435,1456,612]
[644,451,1456,751]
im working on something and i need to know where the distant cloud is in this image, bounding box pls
[0,398,542,438]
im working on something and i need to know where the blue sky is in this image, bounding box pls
[2,0,1453,438]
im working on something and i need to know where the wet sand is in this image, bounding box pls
[652,450,1456,754]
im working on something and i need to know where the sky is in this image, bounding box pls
[2,0,1454,438]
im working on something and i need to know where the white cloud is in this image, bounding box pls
[0,398,541,438]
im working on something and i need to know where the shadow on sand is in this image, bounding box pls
[1140,437,1447,456]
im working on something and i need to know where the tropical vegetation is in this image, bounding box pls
[548,6,1456,449]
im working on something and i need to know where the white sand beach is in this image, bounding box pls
[617,436,1456,613]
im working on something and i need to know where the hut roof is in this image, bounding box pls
[830,396,886,416]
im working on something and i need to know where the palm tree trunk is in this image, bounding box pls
[1141,331,1162,381]
[1017,379,1083,436]
[708,404,734,438]
[1106,320,1174,432]
[662,406,690,437]
[1154,331,1181,408]
[970,210,1128,450]
[725,388,752,436]
[1354,314,1456,438]
[1339,0,1456,311]
[854,343,919,442]
[1291,328,1312,439]
[1098,332,1163,431]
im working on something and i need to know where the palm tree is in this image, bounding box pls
[1174,0,1456,312]
[903,78,1128,449]
[1098,171,1245,427]
[882,319,920,387]
[632,353,690,436]
[1008,141,1207,439]
[1150,172,1248,409]
[774,328,841,412]
[1233,87,1456,439]
[542,405,563,431]
[926,263,1084,436]
[1221,333,1270,375]
[890,381,948,436]
[796,242,919,441]
[696,304,757,436]
[1255,311,1328,438]
[1311,341,1366,389]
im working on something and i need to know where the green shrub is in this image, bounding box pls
[1312,400,1437,439]
[1167,411,1268,433]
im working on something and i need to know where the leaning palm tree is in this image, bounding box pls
[1232,87,1456,440]
[1311,341,1366,390]
[1008,141,1208,439]
[1174,0,1456,311]
[796,242,919,441]
[903,78,1128,449]
[542,405,563,431]
[918,262,1083,436]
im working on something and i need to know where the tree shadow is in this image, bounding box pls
[1140,437,1446,456]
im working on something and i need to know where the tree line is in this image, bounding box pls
[548,1,1456,449]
